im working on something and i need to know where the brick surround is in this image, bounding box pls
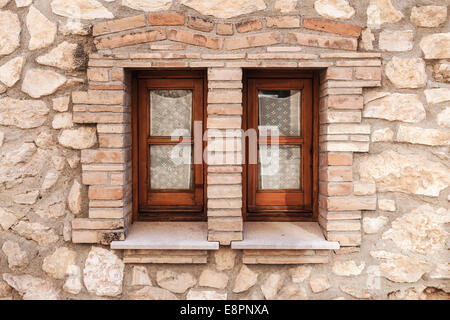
[71,13,382,261]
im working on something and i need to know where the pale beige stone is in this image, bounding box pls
[379,30,414,52]
[122,0,171,11]
[180,0,266,19]
[2,240,29,270]
[277,284,308,300]
[411,6,447,28]
[63,265,82,294]
[363,93,425,123]
[0,0,10,8]
[367,0,403,28]
[437,108,450,128]
[370,251,432,283]
[41,169,59,190]
[13,190,39,205]
[27,6,57,50]
[67,179,82,215]
[0,207,18,230]
[378,199,396,212]
[2,274,59,300]
[52,155,66,171]
[15,0,31,6]
[156,270,196,294]
[83,247,124,297]
[360,28,375,51]
[314,0,355,20]
[0,279,12,298]
[382,205,449,255]
[36,201,66,219]
[261,273,283,300]
[420,33,450,59]
[0,97,49,129]
[332,261,365,276]
[359,150,450,197]
[0,56,24,87]
[214,247,236,271]
[371,128,394,142]
[0,10,21,56]
[52,96,70,112]
[51,0,114,19]
[198,269,228,289]
[233,265,258,293]
[353,181,376,196]
[363,216,389,234]
[67,154,80,169]
[424,89,450,105]
[36,42,82,71]
[42,247,76,279]
[12,221,59,246]
[340,285,372,299]
[274,0,297,13]
[129,286,178,300]
[35,131,54,150]
[309,275,331,293]
[22,69,66,98]
[396,126,450,146]
[131,266,152,286]
[58,127,97,150]
[187,289,227,300]
[59,20,91,36]
[289,266,312,283]
[433,61,450,83]
[385,57,427,89]
[52,113,73,129]
[0,131,4,148]
[429,263,450,280]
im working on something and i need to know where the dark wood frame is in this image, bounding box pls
[243,70,319,222]
[132,70,207,221]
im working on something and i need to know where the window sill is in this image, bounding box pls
[110,222,219,250]
[231,222,340,250]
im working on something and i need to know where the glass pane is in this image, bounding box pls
[150,90,192,136]
[258,90,301,136]
[150,145,193,190]
[258,145,301,190]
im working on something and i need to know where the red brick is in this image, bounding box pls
[266,16,300,28]
[94,29,166,50]
[72,91,124,105]
[110,68,124,82]
[87,68,109,82]
[236,18,262,33]
[82,172,108,185]
[287,32,357,51]
[208,68,242,81]
[167,28,223,50]
[320,153,353,166]
[81,150,127,164]
[217,23,233,35]
[148,13,185,26]
[327,96,363,110]
[320,196,377,211]
[355,67,382,81]
[324,67,353,80]
[320,182,352,196]
[88,187,124,200]
[319,167,353,182]
[187,16,214,32]
[225,32,281,50]
[302,18,362,38]
[93,15,146,36]
[89,84,124,90]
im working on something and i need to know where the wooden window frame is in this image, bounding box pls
[132,70,207,222]
[243,70,320,222]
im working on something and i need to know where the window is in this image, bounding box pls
[133,70,206,221]
[244,70,319,221]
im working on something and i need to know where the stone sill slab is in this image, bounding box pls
[231,222,340,250]
[110,222,219,250]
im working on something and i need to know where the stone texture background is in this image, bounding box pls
[0,0,449,300]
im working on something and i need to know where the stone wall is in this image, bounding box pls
[0,0,449,300]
